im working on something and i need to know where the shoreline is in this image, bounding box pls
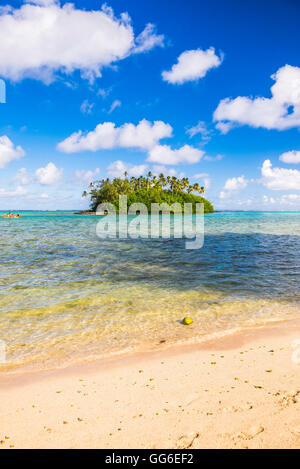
[1,318,300,448]
[1,316,299,385]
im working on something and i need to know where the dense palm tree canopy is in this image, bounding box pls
[83,173,214,214]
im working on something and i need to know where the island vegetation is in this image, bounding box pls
[82,172,214,214]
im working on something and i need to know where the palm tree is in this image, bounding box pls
[158,173,166,190]
[178,178,185,192]
[193,183,200,193]
[145,177,151,191]
[170,176,177,193]
[82,190,88,198]
[175,179,182,193]
[130,177,136,190]
[137,176,143,190]
[181,177,189,192]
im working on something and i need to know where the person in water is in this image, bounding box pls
[3,212,21,218]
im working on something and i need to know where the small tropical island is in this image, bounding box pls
[79,172,214,214]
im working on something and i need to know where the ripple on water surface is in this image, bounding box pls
[0,211,299,371]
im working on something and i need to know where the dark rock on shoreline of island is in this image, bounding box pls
[74,210,96,215]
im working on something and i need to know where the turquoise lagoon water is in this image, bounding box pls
[0,210,299,371]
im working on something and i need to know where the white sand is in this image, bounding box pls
[1,319,300,449]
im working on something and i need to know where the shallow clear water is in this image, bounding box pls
[0,211,299,371]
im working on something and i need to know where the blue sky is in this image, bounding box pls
[1,0,300,210]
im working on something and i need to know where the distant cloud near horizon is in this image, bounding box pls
[0,1,164,83]
[0,185,28,198]
[261,159,300,190]
[162,47,223,84]
[214,65,300,132]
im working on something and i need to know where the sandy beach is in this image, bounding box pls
[1,319,300,449]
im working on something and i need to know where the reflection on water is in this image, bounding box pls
[0,211,299,371]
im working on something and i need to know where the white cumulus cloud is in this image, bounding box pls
[162,47,223,85]
[75,168,100,183]
[13,167,31,185]
[152,165,178,177]
[107,160,148,178]
[148,145,204,165]
[0,185,28,198]
[214,65,300,132]
[0,136,25,168]
[279,150,300,164]
[280,194,300,206]
[219,175,248,199]
[0,1,164,83]
[263,195,276,205]
[35,162,63,185]
[262,193,300,208]
[57,119,173,153]
[261,159,300,190]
